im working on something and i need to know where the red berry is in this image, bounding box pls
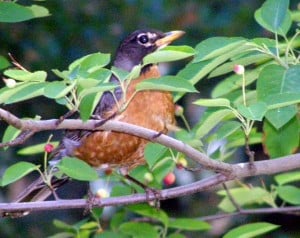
[163,172,176,186]
[104,168,113,175]
[44,143,54,153]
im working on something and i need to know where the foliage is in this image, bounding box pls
[0,0,300,237]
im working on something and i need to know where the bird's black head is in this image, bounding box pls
[113,29,185,71]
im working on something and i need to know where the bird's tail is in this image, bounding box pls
[2,175,69,218]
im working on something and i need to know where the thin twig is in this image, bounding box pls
[2,155,300,215]
[0,130,35,148]
[222,183,241,212]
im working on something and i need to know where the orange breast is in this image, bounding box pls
[74,66,175,169]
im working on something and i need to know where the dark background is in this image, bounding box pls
[0,0,299,237]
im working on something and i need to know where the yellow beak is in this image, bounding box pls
[155,30,185,48]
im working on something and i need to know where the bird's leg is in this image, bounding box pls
[55,109,77,126]
[83,189,100,216]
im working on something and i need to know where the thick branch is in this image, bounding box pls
[0,108,232,173]
[1,154,300,214]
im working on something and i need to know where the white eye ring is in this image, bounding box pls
[138,34,149,44]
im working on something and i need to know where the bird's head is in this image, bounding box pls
[114,29,185,71]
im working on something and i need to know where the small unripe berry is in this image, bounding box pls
[144,172,154,183]
[3,78,16,88]
[44,143,54,153]
[163,172,176,186]
[175,104,184,116]
[233,65,245,75]
[96,188,110,198]
[176,157,188,170]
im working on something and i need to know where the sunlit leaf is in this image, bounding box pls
[4,69,47,82]
[17,142,59,155]
[169,218,211,231]
[57,157,98,181]
[0,3,50,23]
[194,37,246,62]
[119,222,158,238]
[128,204,169,226]
[218,187,270,212]
[195,109,233,138]
[193,98,230,107]
[255,0,291,35]
[224,222,279,238]
[143,45,195,65]
[44,81,76,99]
[277,185,300,205]
[2,125,21,150]
[5,82,46,104]
[275,171,300,185]
[1,162,39,186]
[136,76,197,93]
[79,91,104,121]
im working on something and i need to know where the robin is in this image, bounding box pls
[5,29,185,216]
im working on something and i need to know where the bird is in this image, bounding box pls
[3,29,185,217]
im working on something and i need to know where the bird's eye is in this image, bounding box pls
[138,34,149,44]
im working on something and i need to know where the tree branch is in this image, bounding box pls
[1,154,300,214]
[0,107,232,173]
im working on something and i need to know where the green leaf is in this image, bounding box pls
[275,171,300,185]
[69,52,110,73]
[265,105,296,129]
[169,218,211,231]
[53,219,75,232]
[209,52,270,78]
[0,3,50,23]
[193,98,230,107]
[5,82,46,104]
[119,222,158,238]
[277,185,300,205]
[1,162,39,186]
[0,56,10,70]
[2,125,21,150]
[136,76,197,93]
[212,68,260,98]
[44,81,76,99]
[224,222,279,238]
[255,0,291,35]
[128,204,169,226]
[143,45,195,65]
[79,91,104,121]
[167,233,186,238]
[218,187,270,212]
[237,102,268,121]
[4,69,47,82]
[111,66,130,81]
[57,157,98,181]
[78,83,116,99]
[258,65,300,102]
[17,142,59,155]
[214,121,242,140]
[263,116,299,158]
[194,37,246,62]
[257,65,300,128]
[144,143,168,169]
[174,44,252,102]
[195,109,233,138]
